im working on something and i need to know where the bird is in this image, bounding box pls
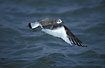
[28,18,87,47]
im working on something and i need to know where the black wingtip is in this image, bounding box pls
[77,43,87,47]
[80,44,87,47]
[63,25,87,47]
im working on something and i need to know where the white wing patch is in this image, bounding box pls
[42,26,72,45]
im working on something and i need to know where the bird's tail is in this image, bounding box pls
[28,22,40,29]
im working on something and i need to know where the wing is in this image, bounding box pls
[42,24,63,29]
[64,25,87,47]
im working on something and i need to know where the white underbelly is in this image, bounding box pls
[42,26,72,45]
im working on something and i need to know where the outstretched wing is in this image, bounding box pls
[64,25,87,47]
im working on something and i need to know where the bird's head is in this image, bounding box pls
[56,19,62,24]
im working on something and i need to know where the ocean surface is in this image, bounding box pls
[0,0,105,68]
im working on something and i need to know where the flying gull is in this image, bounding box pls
[28,18,86,47]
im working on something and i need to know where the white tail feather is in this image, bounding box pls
[30,22,40,29]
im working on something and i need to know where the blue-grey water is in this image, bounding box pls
[0,0,105,68]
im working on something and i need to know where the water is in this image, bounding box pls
[0,0,105,68]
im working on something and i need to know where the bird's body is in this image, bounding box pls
[29,18,86,47]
